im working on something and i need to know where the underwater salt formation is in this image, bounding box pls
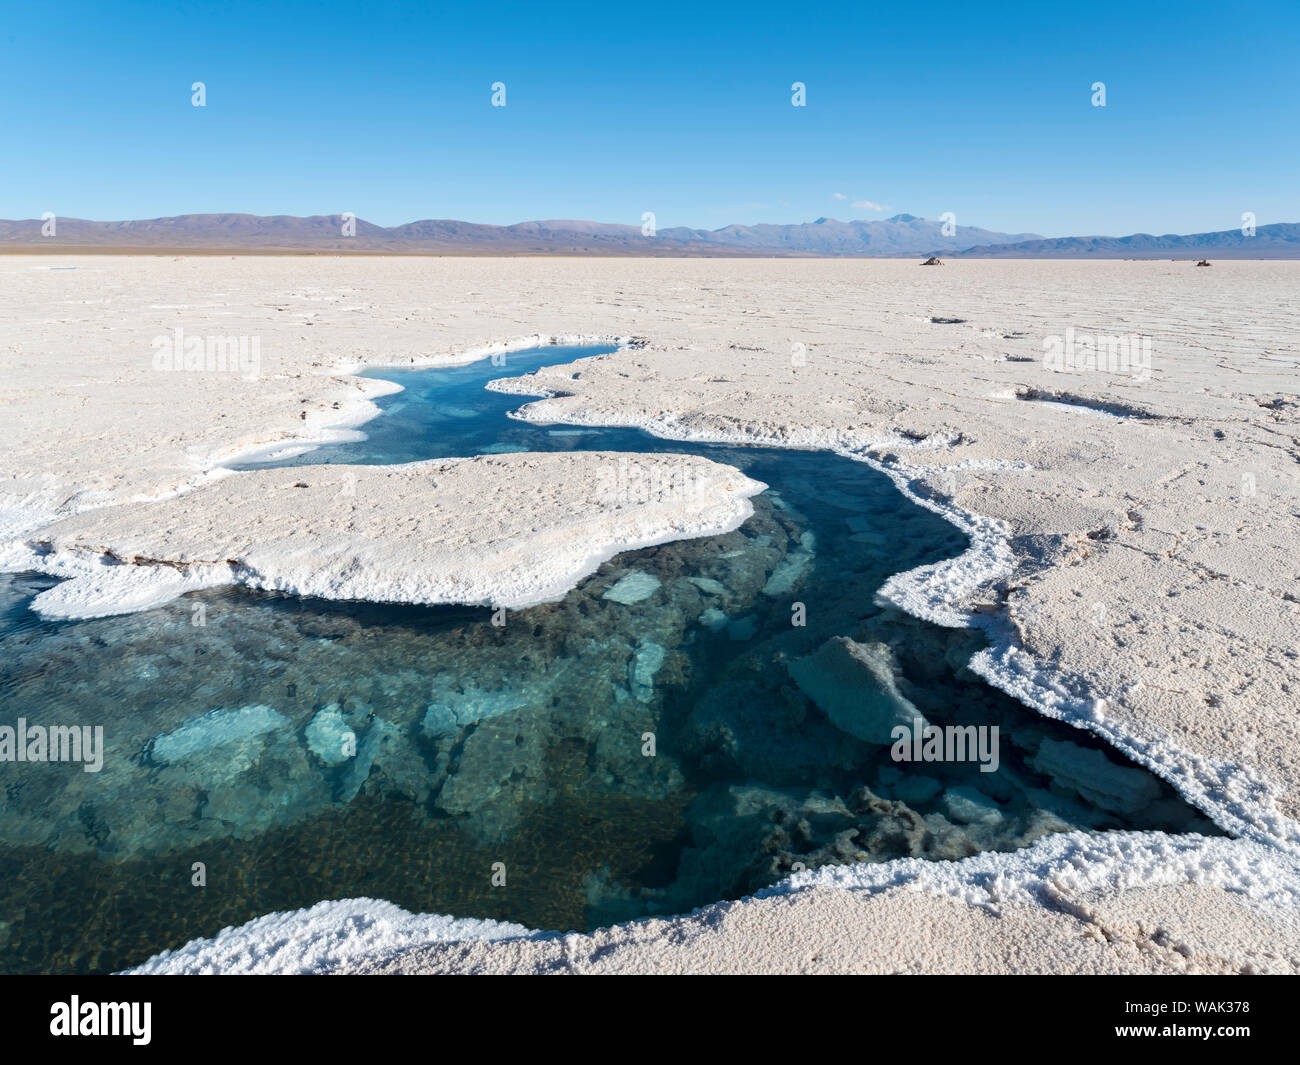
[0,346,1223,972]
[788,637,927,743]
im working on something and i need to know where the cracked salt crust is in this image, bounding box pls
[3,254,1299,973]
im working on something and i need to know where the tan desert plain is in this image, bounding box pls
[2,254,1299,974]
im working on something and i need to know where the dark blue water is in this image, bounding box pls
[0,345,1218,973]
[236,345,641,466]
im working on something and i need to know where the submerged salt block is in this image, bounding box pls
[151,705,289,768]
[788,637,927,745]
[305,705,356,767]
[602,571,662,605]
[941,786,1004,826]
[697,607,729,632]
[629,641,667,703]
[761,532,816,596]
[687,576,729,597]
[1030,737,1162,815]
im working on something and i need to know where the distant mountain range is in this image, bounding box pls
[1,212,1295,258]
[0,212,1036,256]
[655,214,1043,255]
[950,222,1300,259]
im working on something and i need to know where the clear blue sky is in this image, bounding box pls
[1,0,1295,236]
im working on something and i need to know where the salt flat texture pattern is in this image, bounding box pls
[2,255,1297,973]
[23,455,763,614]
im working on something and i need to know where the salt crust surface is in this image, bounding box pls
[128,831,1300,975]
[20,454,764,615]
[3,255,1298,973]
[127,900,530,975]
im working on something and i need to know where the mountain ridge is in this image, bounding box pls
[949,222,1300,259]
[0,213,1037,256]
[0,213,1295,257]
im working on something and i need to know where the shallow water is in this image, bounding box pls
[0,345,1220,972]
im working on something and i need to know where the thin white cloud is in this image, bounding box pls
[833,193,888,212]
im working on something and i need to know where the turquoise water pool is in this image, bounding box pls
[0,345,1218,972]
